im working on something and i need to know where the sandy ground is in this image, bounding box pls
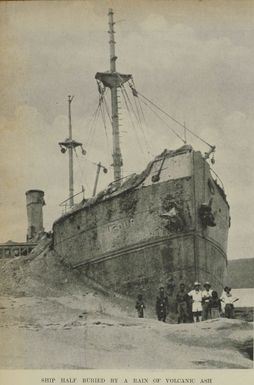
[0,293,253,369]
[0,243,253,369]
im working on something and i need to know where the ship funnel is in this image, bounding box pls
[26,190,45,241]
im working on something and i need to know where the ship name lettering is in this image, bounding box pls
[108,219,134,233]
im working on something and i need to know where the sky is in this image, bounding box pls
[0,0,253,260]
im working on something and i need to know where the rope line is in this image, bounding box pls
[121,84,151,159]
[86,100,101,148]
[99,96,111,165]
[117,73,151,158]
[140,98,186,144]
[120,86,146,156]
[129,83,213,149]
[129,83,154,156]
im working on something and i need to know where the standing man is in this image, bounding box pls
[209,290,222,319]
[188,282,203,322]
[202,282,213,320]
[176,283,189,323]
[220,287,239,318]
[156,286,169,322]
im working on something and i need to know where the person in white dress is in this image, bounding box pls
[188,281,203,322]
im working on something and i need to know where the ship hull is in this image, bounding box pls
[75,233,227,300]
[53,147,229,304]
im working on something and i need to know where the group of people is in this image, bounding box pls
[178,281,238,323]
[135,282,239,323]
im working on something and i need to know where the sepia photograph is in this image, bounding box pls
[0,0,253,378]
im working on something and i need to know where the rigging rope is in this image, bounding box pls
[129,82,214,149]
[140,98,186,144]
[120,86,146,156]
[121,84,152,159]
[85,100,101,148]
[128,82,154,156]
[99,96,111,165]
[116,73,151,159]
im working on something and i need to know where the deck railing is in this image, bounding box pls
[59,186,85,214]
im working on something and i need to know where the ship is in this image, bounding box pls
[52,9,230,306]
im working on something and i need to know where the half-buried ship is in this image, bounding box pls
[52,9,230,302]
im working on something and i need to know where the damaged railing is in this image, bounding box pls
[59,186,85,215]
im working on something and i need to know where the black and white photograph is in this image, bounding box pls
[0,0,253,379]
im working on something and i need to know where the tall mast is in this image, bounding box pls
[108,9,122,184]
[95,9,132,187]
[59,96,86,208]
[68,95,74,207]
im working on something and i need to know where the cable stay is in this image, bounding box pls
[140,97,186,144]
[119,85,147,157]
[124,85,153,157]
[128,80,154,156]
[85,100,101,148]
[116,73,152,159]
[98,97,109,145]
[128,80,215,150]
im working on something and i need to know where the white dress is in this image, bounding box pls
[188,289,202,312]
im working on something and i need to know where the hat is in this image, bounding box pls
[194,281,201,286]
[204,282,211,287]
[159,286,164,290]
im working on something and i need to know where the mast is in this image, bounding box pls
[59,96,86,208]
[68,95,74,207]
[95,9,132,187]
[108,9,122,184]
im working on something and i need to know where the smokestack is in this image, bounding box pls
[26,190,45,242]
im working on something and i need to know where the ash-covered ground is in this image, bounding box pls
[0,242,253,369]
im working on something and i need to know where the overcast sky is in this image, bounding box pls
[0,0,253,260]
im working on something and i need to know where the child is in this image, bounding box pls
[135,294,145,318]
[209,290,221,319]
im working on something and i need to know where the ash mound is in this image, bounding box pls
[0,240,253,369]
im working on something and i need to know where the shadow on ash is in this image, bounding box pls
[0,242,253,369]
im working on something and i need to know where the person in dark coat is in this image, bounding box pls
[176,283,189,323]
[135,294,145,318]
[208,290,222,319]
[156,286,169,322]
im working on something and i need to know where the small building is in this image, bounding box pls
[0,190,46,258]
[0,240,37,258]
